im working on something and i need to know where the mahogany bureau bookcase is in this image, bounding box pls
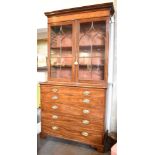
[40,2,114,152]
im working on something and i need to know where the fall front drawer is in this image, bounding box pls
[42,102,104,119]
[41,85,105,97]
[41,120,103,145]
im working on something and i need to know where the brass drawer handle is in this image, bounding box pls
[52,96,58,100]
[52,88,58,92]
[81,131,89,137]
[83,91,90,96]
[82,120,90,125]
[52,115,58,119]
[83,99,90,104]
[52,126,59,130]
[52,105,58,109]
[83,109,90,114]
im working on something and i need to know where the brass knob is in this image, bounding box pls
[52,126,58,130]
[83,99,90,104]
[81,131,89,137]
[74,61,78,65]
[52,96,58,100]
[52,115,58,119]
[52,88,58,92]
[82,120,90,125]
[52,105,58,109]
[83,91,90,96]
[83,109,90,114]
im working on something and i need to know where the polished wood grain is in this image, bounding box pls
[42,121,103,145]
[48,10,110,23]
[41,85,105,96]
[41,114,103,132]
[41,102,104,119]
[40,81,108,88]
[41,112,104,129]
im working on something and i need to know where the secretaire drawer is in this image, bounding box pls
[40,85,105,97]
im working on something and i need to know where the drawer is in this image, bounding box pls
[41,112,104,131]
[41,93,105,108]
[41,85,105,97]
[41,120,103,145]
[41,102,104,119]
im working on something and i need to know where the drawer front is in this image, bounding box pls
[41,85,105,97]
[41,120,103,145]
[41,94,104,109]
[42,102,104,119]
[41,112,104,131]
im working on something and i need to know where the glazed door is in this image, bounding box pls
[77,18,109,83]
[49,22,75,81]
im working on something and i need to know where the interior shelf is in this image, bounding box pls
[50,64,104,68]
[79,45,105,50]
[37,66,47,72]
[51,65,72,68]
[51,46,72,50]
[79,64,104,67]
[50,45,105,50]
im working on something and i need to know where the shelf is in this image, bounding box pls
[79,64,104,67]
[51,65,72,68]
[79,45,105,50]
[51,46,72,50]
[50,64,104,68]
[50,45,104,50]
[37,66,47,72]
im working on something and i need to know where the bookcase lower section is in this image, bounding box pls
[40,84,106,152]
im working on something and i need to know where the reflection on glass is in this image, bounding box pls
[92,65,104,80]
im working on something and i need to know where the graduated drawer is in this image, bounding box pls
[41,102,104,120]
[41,85,105,97]
[41,112,104,131]
[41,120,103,145]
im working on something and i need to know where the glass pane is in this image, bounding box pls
[78,20,106,81]
[92,65,104,80]
[92,45,105,57]
[51,48,72,57]
[51,25,72,48]
[92,58,104,80]
[79,58,91,80]
[50,24,72,79]
[50,57,72,79]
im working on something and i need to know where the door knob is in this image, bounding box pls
[74,61,78,65]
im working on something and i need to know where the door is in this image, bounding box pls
[77,18,109,83]
[48,21,75,81]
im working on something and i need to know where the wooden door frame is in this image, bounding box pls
[47,21,76,82]
[76,17,110,84]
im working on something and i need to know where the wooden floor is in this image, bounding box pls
[37,135,110,155]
